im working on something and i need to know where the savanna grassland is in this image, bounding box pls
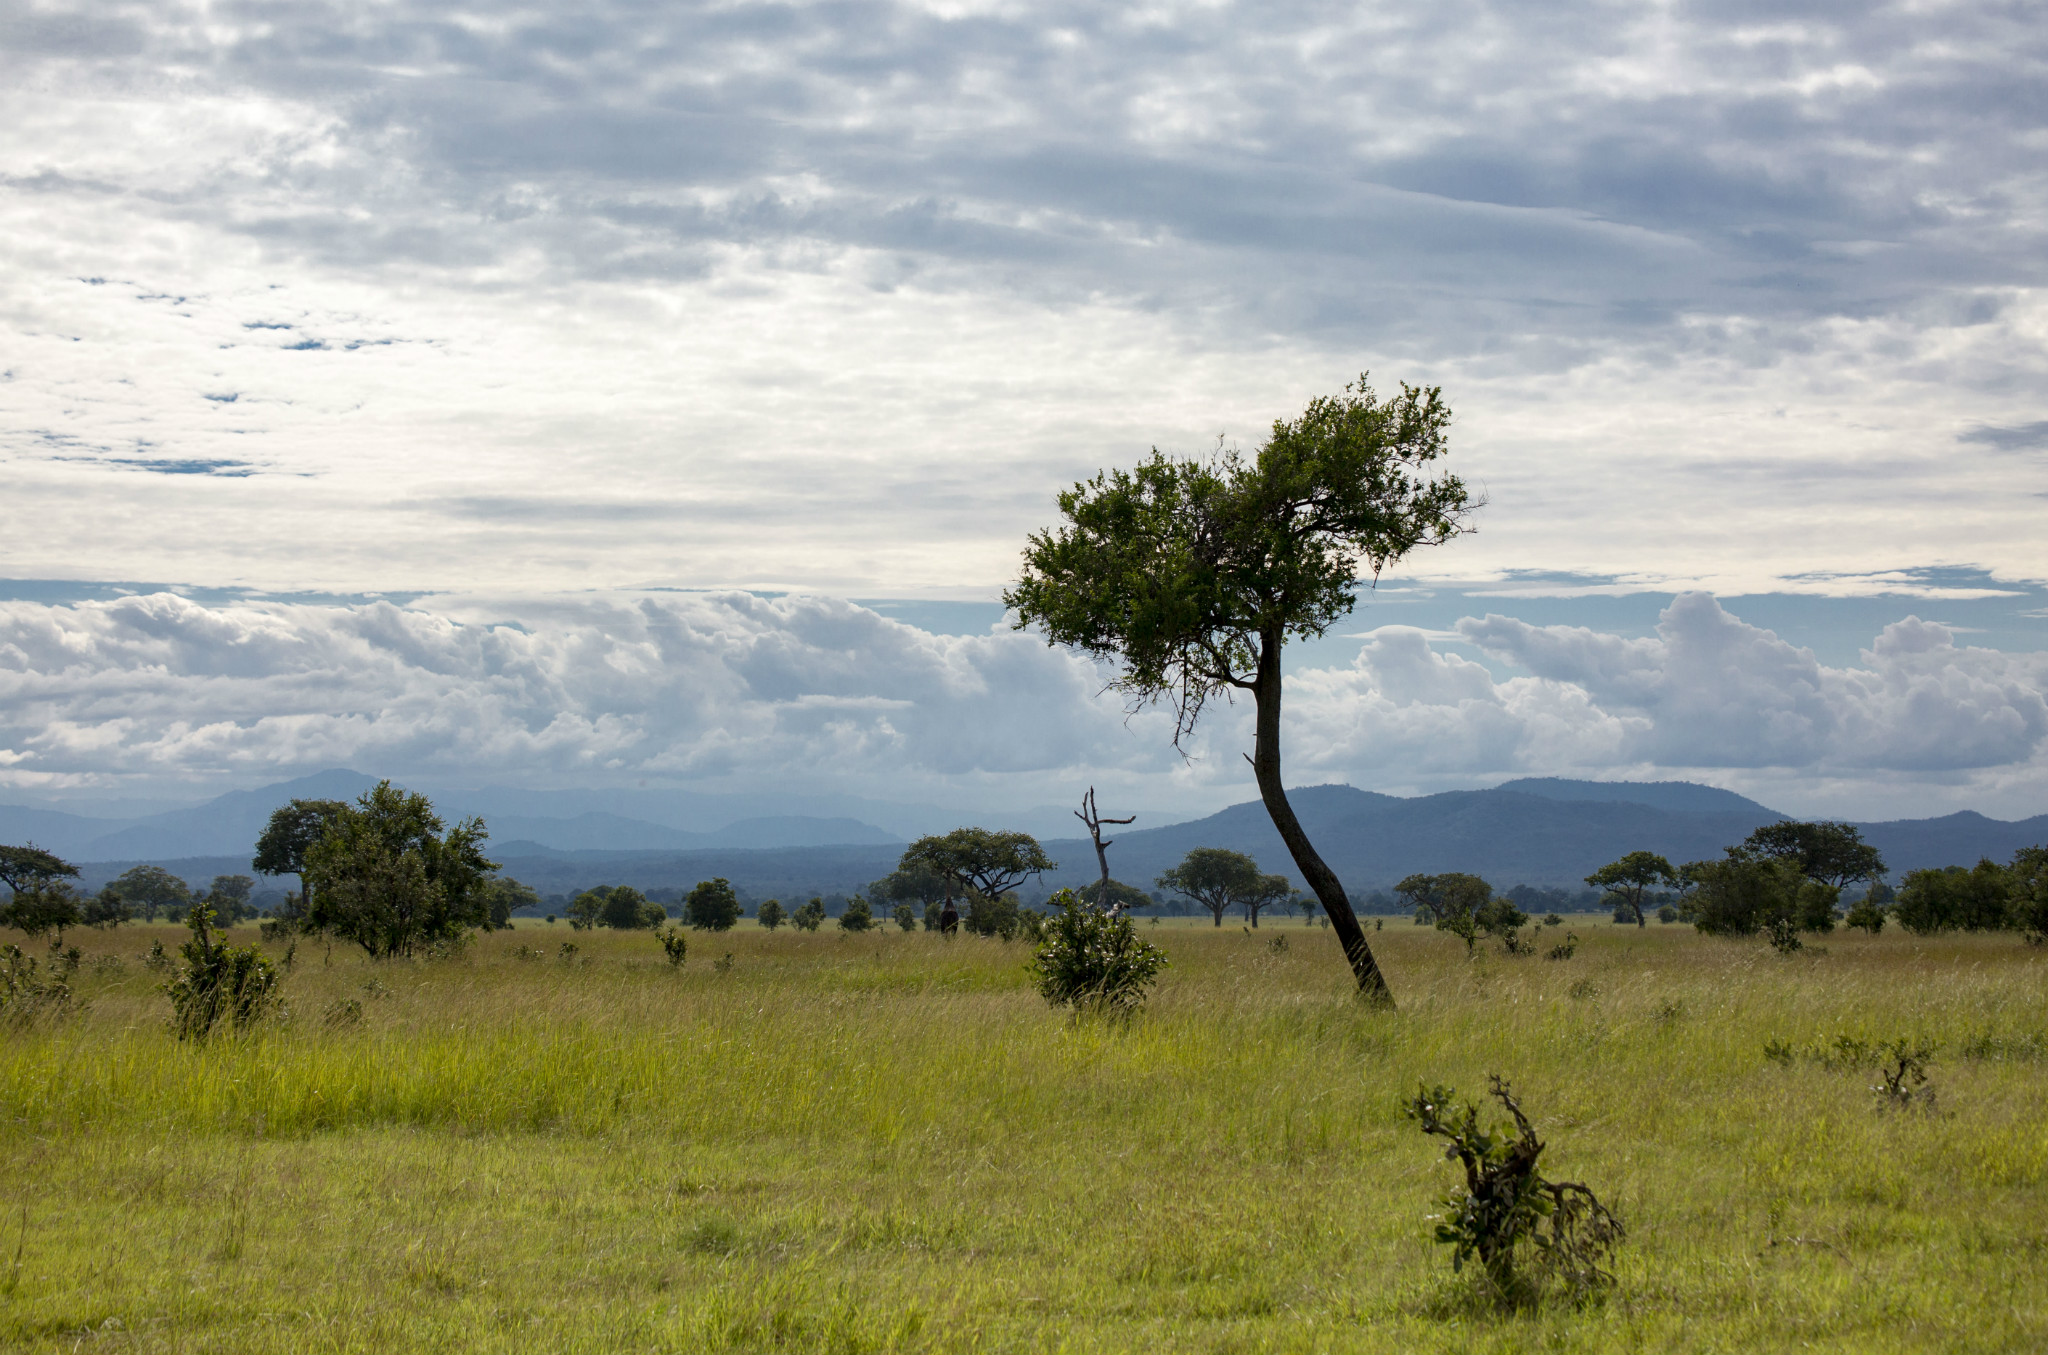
[1,917,2044,1353]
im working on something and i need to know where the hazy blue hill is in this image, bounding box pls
[1495,777,1781,818]
[1856,811,2048,873]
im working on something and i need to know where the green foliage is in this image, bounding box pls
[1024,889,1169,1014]
[0,882,82,941]
[1844,897,1887,934]
[106,864,188,922]
[963,891,1022,940]
[302,782,498,959]
[252,798,347,920]
[1397,872,1498,952]
[82,887,134,929]
[1406,1076,1623,1305]
[870,865,952,910]
[570,885,665,931]
[1682,854,1805,937]
[0,845,80,897]
[1157,848,1262,927]
[756,898,786,931]
[791,898,825,932]
[837,896,873,933]
[683,878,741,932]
[1742,820,1887,888]
[1087,878,1155,915]
[164,904,279,1041]
[1004,376,1472,746]
[479,877,539,929]
[658,928,688,968]
[1894,859,2015,933]
[2010,846,2048,940]
[0,943,74,1027]
[891,902,917,932]
[898,829,1054,902]
[1585,851,1677,927]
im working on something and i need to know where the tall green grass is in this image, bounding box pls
[2,921,2043,1351]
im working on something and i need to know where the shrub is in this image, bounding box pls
[1844,897,1887,934]
[964,891,1022,940]
[1545,932,1578,961]
[658,927,688,968]
[1766,916,1803,954]
[1872,1038,1937,1111]
[838,896,873,933]
[892,902,917,932]
[0,883,83,942]
[1024,889,1168,1014]
[1406,1076,1623,1305]
[570,885,665,930]
[82,887,134,929]
[684,879,742,932]
[1892,860,2011,934]
[164,905,279,1041]
[1656,905,1678,924]
[0,944,74,1027]
[791,898,825,932]
[757,899,786,930]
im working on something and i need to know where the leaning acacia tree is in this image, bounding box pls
[1007,377,1476,1006]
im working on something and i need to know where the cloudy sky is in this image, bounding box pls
[2,0,2045,821]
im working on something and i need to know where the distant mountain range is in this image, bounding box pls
[0,769,904,863]
[16,771,2043,904]
[1037,779,2048,895]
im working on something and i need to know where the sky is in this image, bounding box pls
[2,0,2045,823]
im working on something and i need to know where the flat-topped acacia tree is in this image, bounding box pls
[1006,377,1476,1007]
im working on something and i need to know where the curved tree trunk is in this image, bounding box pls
[1250,628,1395,1008]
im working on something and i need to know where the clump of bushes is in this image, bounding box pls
[658,927,688,967]
[757,899,786,930]
[0,943,75,1027]
[164,904,279,1040]
[838,896,873,932]
[1406,1076,1623,1306]
[569,885,667,931]
[791,898,826,932]
[1025,889,1168,1015]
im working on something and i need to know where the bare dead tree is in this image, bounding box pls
[1075,788,1136,913]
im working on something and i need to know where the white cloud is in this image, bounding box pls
[0,1,2044,598]
[0,590,1183,794]
[0,590,2040,821]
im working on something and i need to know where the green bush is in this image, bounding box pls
[0,944,74,1027]
[1024,889,1168,1014]
[791,898,825,932]
[1894,860,2014,933]
[963,891,1022,940]
[892,902,917,932]
[658,927,688,968]
[757,899,786,930]
[838,896,873,933]
[1406,1076,1623,1305]
[684,879,742,932]
[164,905,279,1041]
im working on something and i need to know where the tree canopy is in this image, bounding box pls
[253,798,349,918]
[1741,821,1886,888]
[1585,851,1677,928]
[684,878,742,932]
[0,845,78,897]
[1008,376,1475,1004]
[898,829,1054,903]
[107,865,191,922]
[301,782,498,958]
[1157,848,1261,927]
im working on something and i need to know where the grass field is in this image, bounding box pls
[1,915,2043,1352]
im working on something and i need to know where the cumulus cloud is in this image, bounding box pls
[0,590,1185,792]
[0,591,2040,821]
[1284,595,2048,790]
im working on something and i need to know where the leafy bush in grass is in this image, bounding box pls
[1025,889,1168,1014]
[164,904,278,1041]
[1407,1076,1623,1306]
